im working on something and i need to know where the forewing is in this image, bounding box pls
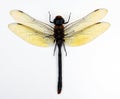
[10,10,54,34]
[65,8,108,35]
[65,22,110,46]
[8,23,54,47]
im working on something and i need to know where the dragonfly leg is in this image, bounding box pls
[53,42,57,56]
[64,12,71,24]
[48,11,54,23]
[63,43,67,56]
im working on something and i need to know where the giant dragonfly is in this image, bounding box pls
[8,8,110,94]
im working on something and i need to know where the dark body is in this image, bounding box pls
[50,15,68,94]
[54,25,64,94]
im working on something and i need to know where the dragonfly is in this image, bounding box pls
[8,8,110,94]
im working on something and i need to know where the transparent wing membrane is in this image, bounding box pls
[9,9,110,47]
[10,10,54,34]
[65,22,110,46]
[8,23,54,47]
[65,8,108,35]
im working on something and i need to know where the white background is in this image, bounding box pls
[0,0,119,99]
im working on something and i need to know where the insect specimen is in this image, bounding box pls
[8,8,110,94]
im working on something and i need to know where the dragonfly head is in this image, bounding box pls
[53,16,65,26]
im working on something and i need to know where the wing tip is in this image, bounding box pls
[8,23,22,30]
[103,22,111,27]
[10,9,24,16]
[8,22,23,26]
[8,23,15,30]
[8,23,14,29]
[8,24,14,33]
[97,22,110,29]
[10,10,17,15]
[97,22,110,32]
[94,8,108,14]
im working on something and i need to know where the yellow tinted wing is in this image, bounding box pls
[10,10,53,34]
[8,23,54,47]
[65,8,108,35]
[65,22,110,46]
